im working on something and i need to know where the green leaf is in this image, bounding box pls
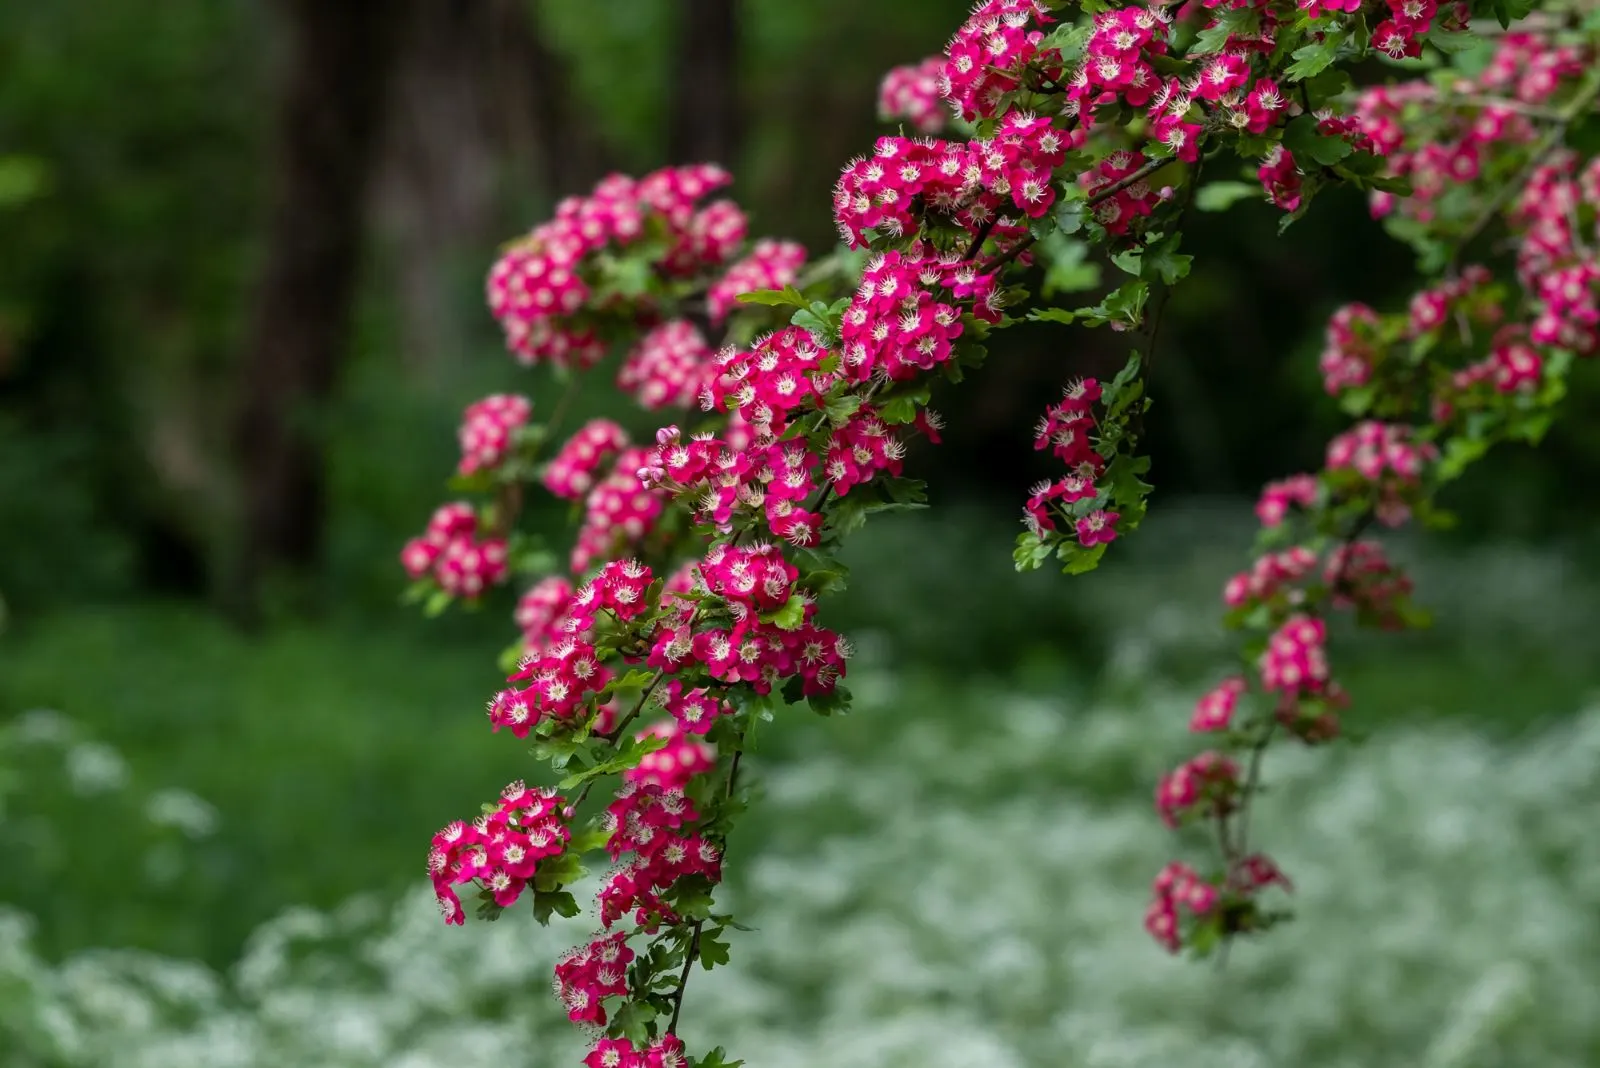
[806,684,852,717]
[763,593,807,632]
[1191,7,1258,54]
[557,733,669,789]
[1060,541,1108,575]
[532,889,581,926]
[693,1049,746,1068]
[1026,307,1078,325]
[699,930,732,970]
[607,669,658,693]
[1282,114,1353,167]
[612,1001,658,1047]
[1285,37,1342,82]
[1140,232,1192,285]
[423,589,453,618]
[1195,181,1260,212]
[824,393,865,427]
[736,285,809,309]
[1014,531,1055,572]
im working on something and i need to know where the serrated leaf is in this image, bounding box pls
[824,393,865,427]
[532,889,581,926]
[612,1001,657,1047]
[1192,7,1259,54]
[1026,307,1078,325]
[1060,541,1108,575]
[736,285,809,308]
[806,684,852,717]
[1285,37,1342,81]
[699,930,732,970]
[1282,114,1353,167]
[763,593,807,632]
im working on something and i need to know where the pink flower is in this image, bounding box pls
[1190,676,1246,732]
[1076,510,1120,547]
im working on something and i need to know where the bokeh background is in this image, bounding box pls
[3,2,1600,1065]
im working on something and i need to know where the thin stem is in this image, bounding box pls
[1220,505,1377,884]
[664,743,745,1036]
[665,922,703,1035]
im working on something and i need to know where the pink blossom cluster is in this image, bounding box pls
[555,931,634,1026]
[1145,855,1289,954]
[1512,155,1600,356]
[1317,303,1382,394]
[618,321,714,411]
[1359,31,1584,221]
[1258,613,1331,696]
[832,118,1069,249]
[625,720,719,788]
[1144,861,1222,952]
[1155,750,1239,828]
[515,575,575,652]
[1255,473,1318,527]
[1257,145,1302,213]
[1081,150,1162,235]
[940,0,1061,122]
[1405,266,1496,339]
[457,394,531,476]
[645,428,820,546]
[1069,6,1174,117]
[599,781,723,930]
[427,780,570,924]
[1324,539,1415,626]
[1190,676,1246,733]
[879,56,950,134]
[1439,328,1545,416]
[1370,0,1459,60]
[1324,420,1437,526]
[486,165,736,368]
[707,239,808,324]
[1023,379,1121,547]
[1222,545,1318,609]
[543,419,630,502]
[646,543,851,697]
[841,249,993,382]
[400,502,509,598]
[572,447,667,574]
[582,1035,686,1068]
[705,325,833,442]
[658,678,732,735]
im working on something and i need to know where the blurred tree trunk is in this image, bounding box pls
[669,0,742,167]
[229,0,410,617]
[494,0,614,197]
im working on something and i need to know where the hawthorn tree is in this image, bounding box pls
[398,1,1600,1064]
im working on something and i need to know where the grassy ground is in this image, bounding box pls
[3,504,1600,1067]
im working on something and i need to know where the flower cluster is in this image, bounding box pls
[544,420,631,502]
[516,575,575,652]
[400,503,509,598]
[427,781,570,924]
[1317,302,1383,393]
[707,239,808,324]
[1324,420,1436,526]
[486,165,736,368]
[618,321,714,411]
[458,394,531,476]
[832,118,1068,250]
[940,0,1061,122]
[572,447,667,574]
[598,781,723,930]
[1023,378,1125,546]
[879,55,950,134]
